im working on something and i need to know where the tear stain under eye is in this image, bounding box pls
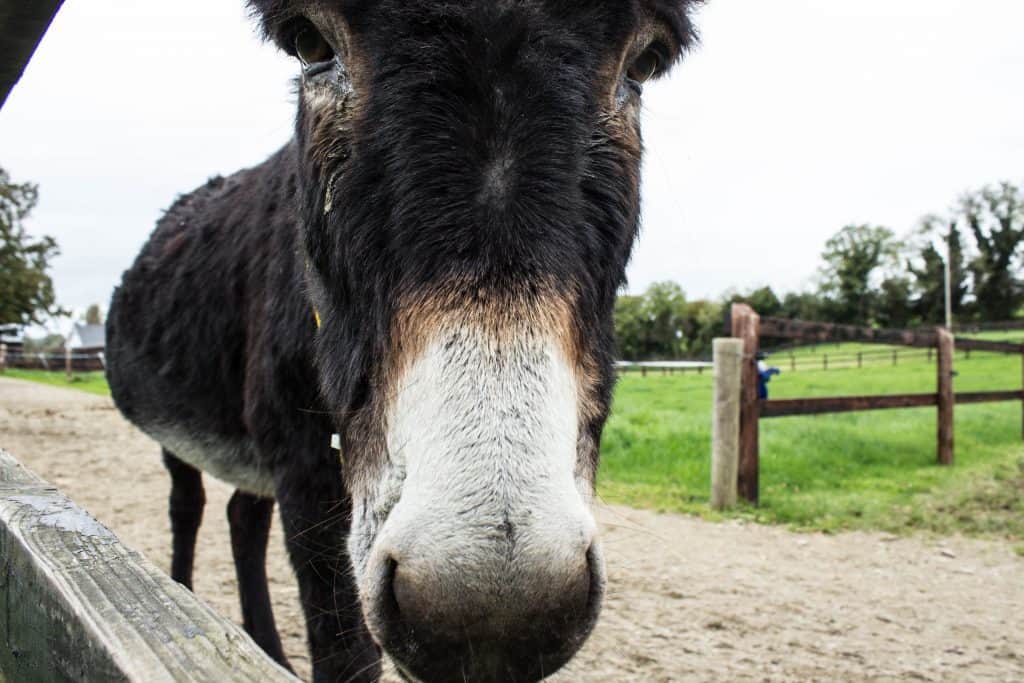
[615,79,642,109]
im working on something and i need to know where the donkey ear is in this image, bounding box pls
[653,0,703,55]
[246,0,298,47]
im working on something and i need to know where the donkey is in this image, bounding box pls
[106,1,700,681]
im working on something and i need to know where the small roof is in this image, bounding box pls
[70,323,105,349]
[0,323,22,343]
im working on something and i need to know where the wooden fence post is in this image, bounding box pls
[730,303,760,504]
[790,353,796,372]
[937,328,954,466]
[711,338,743,510]
[0,343,6,373]
[823,354,828,371]
[892,350,898,366]
[65,345,73,381]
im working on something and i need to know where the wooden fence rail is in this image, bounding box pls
[0,449,298,682]
[759,316,1024,354]
[615,361,713,376]
[954,320,1024,333]
[716,305,1024,506]
[773,347,1002,372]
[761,390,1024,418]
[1,348,106,372]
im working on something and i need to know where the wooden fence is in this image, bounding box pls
[772,346,992,372]
[954,319,1024,333]
[0,449,298,682]
[0,344,105,373]
[716,305,1024,505]
[615,360,713,376]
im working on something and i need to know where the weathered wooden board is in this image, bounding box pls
[0,450,299,682]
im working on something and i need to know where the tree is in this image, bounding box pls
[84,304,104,325]
[779,291,825,321]
[642,281,689,359]
[725,286,782,318]
[613,295,646,361]
[959,182,1024,321]
[682,299,723,358]
[818,224,900,324]
[0,167,62,325]
[613,282,690,360]
[875,276,914,328]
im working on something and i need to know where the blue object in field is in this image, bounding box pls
[757,361,781,399]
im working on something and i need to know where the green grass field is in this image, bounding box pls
[602,343,1023,541]
[5,342,1023,541]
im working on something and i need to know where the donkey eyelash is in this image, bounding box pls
[277,16,316,57]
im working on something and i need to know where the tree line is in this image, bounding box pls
[616,180,1024,360]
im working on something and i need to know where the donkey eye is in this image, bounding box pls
[627,44,668,84]
[295,28,334,67]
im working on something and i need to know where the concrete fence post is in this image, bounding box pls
[711,338,743,510]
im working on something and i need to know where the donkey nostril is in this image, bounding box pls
[389,559,434,630]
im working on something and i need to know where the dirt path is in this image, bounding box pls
[1,376,1022,682]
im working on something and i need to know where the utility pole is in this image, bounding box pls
[944,225,953,331]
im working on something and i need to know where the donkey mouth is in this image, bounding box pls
[365,544,606,683]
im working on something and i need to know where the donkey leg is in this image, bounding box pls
[227,490,291,669]
[274,457,381,683]
[162,448,205,590]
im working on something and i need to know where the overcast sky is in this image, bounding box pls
[2,0,1022,324]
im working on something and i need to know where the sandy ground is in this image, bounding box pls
[1,375,1022,682]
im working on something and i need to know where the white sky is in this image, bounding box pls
[1,0,1022,320]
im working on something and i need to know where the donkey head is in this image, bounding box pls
[250,1,699,679]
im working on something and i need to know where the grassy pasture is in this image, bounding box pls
[5,338,1023,540]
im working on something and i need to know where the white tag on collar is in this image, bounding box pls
[330,433,342,451]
